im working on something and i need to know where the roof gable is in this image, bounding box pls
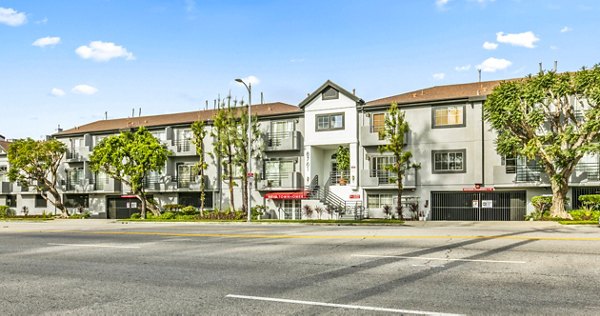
[298,80,364,108]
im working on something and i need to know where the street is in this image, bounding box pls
[0,220,599,315]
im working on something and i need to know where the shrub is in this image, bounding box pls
[314,206,324,219]
[69,212,90,219]
[251,205,265,220]
[382,204,392,219]
[130,213,141,219]
[531,196,552,214]
[568,209,600,221]
[578,194,600,211]
[0,206,16,218]
[164,204,184,212]
[302,205,314,219]
[180,206,197,215]
[160,211,176,219]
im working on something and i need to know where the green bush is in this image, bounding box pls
[69,212,90,219]
[568,209,600,221]
[578,194,600,211]
[160,211,176,219]
[180,206,197,215]
[164,204,184,212]
[0,206,16,218]
[130,213,141,219]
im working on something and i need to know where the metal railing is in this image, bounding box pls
[329,171,349,185]
[515,164,543,182]
[174,139,193,153]
[574,162,600,181]
[309,176,364,220]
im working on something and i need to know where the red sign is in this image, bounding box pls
[462,187,495,192]
[264,191,308,200]
[349,194,360,199]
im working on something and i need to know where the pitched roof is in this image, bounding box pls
[298,80,364,108]
[366,79,512,107]
[55,102,301,136]
[0,140,9,154]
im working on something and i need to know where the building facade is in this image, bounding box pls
[2,79,599,220]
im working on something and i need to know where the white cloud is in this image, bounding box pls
[72,84,98,95]
[455,64,472,72]
[50,88,65,97]
[75,41,135,62]
[478,57,512,72]
[482,41,498,50]
[436,0,450,9]
[35,17,48,25]
[560,26,572,33]
[32,36,61,47]
[238,75,261,86]
[496,31,540,48]
[0,7,27,26]
[433,73,446,80]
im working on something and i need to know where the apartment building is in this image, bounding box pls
[2,79,599,220]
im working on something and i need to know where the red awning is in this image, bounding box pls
[264,191,309,200]
[462,187,495,192]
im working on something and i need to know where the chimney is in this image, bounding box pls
[539,62,543,72]
[105,111,108,120]
[352,88,356,95]
[57,124,63,132]
[261,92,264,104]
[554,60,558,72]
[139,108,142,117]
[131,108,135,117]
[478,69,482,83]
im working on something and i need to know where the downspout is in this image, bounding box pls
[481,101,485,186]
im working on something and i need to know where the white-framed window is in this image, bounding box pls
[316,113,344,131]
[264,160,295,187]
[432,149,466,173]
[432,105,465,128]
[367,194,393,209]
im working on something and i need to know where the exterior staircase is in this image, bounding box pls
[306,175,365,220]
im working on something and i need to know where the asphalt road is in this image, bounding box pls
[0,220,599,315]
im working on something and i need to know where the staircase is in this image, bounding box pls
[306,175,365,220]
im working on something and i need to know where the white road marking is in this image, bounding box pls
[352,254,526,264]
[47,243,140,249]
[225,294,464,315]
[162,238,193,242]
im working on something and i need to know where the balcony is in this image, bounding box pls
[258,171,303,191]
[143,175,213,191]
[515,164,545,183]
[361,126,409,147]
[64,179,94,192]
[264,131,301,152]
[93,178,122,192]
[171,139,195,155]
[571,162,600,183]
[65,150,86,162]
[360,168,416,188]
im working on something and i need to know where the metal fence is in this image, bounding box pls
[431,191,527,221]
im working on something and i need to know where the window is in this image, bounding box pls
[6,194,16,207]
[268,120,295,147]
[322,87,339,100]
[502,155,517,174]
[35,195,47,208]
[179,192,213,209]
[177,164,199,188]
[432,105,465,128]
[371,113,386,139]
[316,113,344,131]
[371,156,396,184]
[64,194,89,208]
[66,168,85,190]
[367,194,393,209]
[95,172,110,190]
[432,149,466,173]
[264,160,294,187]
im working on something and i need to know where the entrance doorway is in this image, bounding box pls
[431,191,526,221]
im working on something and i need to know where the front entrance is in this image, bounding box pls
[272,199,301,219]
[431,191,526,221]
[107,196,143,219]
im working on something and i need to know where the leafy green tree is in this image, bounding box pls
[233,103,262,213]
[89,127,170,218]
[211,105,237,211]
[335,145,350,184]
[484,66,600,218]
[7,138,68,217]
[378,102,417,214]
[191,120,208,215]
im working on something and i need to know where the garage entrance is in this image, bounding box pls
[431,191,526,221]
[106,195,151,219]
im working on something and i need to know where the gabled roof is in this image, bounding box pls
[366,79,512,107]
[0,140,10,153]
[55,102,300,137]
[298,80,364,108]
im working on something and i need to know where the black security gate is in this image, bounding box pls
[431,191,526,221]
[572,186,600,209]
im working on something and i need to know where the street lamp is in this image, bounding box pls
[235,78,252,222]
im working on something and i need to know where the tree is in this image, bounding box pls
[89,127,170,218]
[211,105,237,211]
[335,145,350,184]
[233,103,261,213]
[7,138,68,217]
[484,66,600,218]
[378,102,417,215]
[191,120,208,216]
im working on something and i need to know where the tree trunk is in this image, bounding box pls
[396,171,404,219]
[139,194,147,219]
[199,172,205,217]
[45,185,69,218]
[549,179,572,219]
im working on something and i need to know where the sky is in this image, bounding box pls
[1,0,599,139]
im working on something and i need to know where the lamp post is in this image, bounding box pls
[235,78,252,222]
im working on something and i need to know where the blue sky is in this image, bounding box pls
[1,0,598,139]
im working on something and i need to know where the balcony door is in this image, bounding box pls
[264,160,294,187]
[269,121,294,146]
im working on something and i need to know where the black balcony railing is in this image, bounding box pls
[575,162,600,181]
[515,165,543,182]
